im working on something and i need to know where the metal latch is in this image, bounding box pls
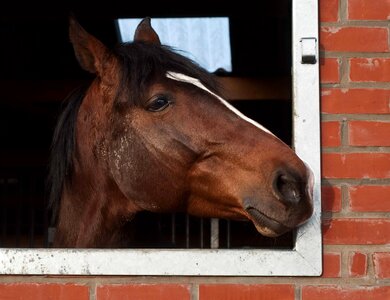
[300,38,317,64]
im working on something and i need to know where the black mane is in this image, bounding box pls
[47,40,221,225]
[47,85,86,225]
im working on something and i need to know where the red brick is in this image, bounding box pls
[302,285,390,300]
[349,186,390,212]
[349,121,390,146]
[323,218,390,245]
[348,0,390,20]
[321,88,390,114]
[350,58,390,82]
[321,121,341,147]
[373,252,390,279]
[97,284,190,300]
[321,186,342,212]
[322,253,341,278]
[199,284,294,300]
[320,27,389,52]
[320,58,340,83]
[0,284,89,300]
[322,153,390,179]
[320,0,339,22]
[349,252,367,277]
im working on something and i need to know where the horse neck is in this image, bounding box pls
[54,155,138,248]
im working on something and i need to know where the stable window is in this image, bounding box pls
[0,0,321,275]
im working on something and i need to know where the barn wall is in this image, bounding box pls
[0,0,389,299]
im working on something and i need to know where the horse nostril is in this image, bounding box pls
[273,171,303,205]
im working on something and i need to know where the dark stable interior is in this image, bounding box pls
[0,0,293,248]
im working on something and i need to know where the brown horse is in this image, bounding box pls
[48,17,313,248]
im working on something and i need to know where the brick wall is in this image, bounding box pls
[0,0,389,299]
[318,1,390,300]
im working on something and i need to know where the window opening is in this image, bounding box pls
[0,0,321,275]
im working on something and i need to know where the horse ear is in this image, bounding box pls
[69,16,110,74]
[134,17,161,45]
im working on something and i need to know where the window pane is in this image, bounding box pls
[117,17,232,73]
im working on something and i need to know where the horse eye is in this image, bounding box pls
[146,96,171,112]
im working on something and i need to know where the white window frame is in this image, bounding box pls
[0,0,321,276]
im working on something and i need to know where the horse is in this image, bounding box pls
[48,16,314,248]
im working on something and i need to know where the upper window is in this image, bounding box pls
[117,17,232,73]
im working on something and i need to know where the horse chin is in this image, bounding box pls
[245,207,291,238]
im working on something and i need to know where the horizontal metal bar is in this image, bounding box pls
[0,248,322,276]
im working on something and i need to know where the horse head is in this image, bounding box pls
[51,17,313,247]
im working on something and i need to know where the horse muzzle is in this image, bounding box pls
[243,165,314,237]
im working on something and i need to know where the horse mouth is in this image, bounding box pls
[245,207,291,237]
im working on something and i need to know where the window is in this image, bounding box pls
[0,0,321,275]
[117,17,232,73]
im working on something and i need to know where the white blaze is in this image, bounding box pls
[166,71,274,136]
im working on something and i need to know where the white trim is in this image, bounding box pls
[292,0,322,275]
[0,248,320,275]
